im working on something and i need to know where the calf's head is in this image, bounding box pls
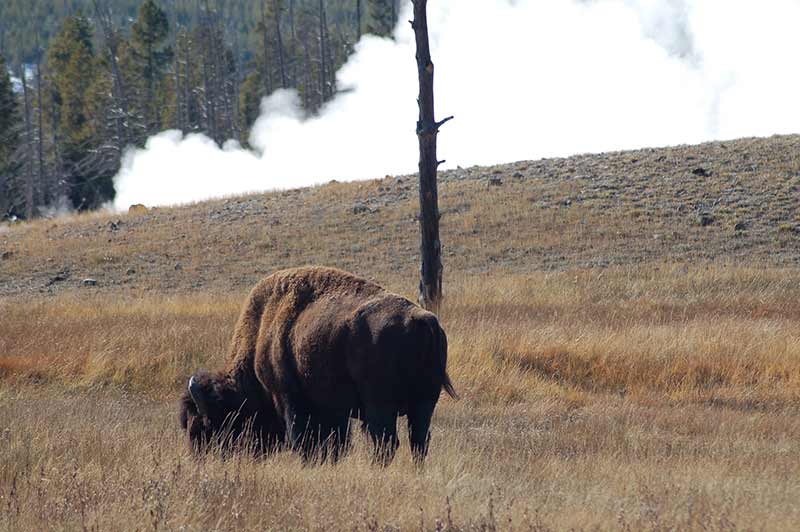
[179,372,280,454]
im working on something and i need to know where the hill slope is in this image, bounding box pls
[1,134,799,299]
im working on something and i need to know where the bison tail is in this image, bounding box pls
[442,371,459,400]
[435,322,459,400]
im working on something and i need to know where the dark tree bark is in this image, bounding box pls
[199,2,217,142]
[20,64,35,218]
[49,84,64,200]
[93,0,131,150]
[173,33,183,131]
[272,0,288,89]
[259,1,274,95]
[231,32,243,141]
[356,0,362,40]
[318,0,329,102]
[302,33,312,109]
[35,64,46,206]
[412,0,451,312]
[289,0,298,86]
[182,33,193,131]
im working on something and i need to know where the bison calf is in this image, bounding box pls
[180,266,457,464]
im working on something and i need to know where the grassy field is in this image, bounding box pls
[1,136,800,530]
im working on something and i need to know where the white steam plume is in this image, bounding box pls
[113,0,800,210]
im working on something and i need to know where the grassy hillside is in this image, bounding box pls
[1,135,800,530]
[2,135,799,298]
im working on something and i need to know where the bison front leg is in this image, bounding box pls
[276,395,316,461]
[362,405,399,466]
[407,400,437,465]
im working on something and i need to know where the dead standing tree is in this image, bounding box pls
[93,0,131,153]
[412,0,452,312]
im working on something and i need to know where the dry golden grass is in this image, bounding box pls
[3,382,799,531]
[4,265,800,406]
[2,136,800,529]
[2,265,800,529]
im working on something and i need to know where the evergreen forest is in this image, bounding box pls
[0,0,399,218]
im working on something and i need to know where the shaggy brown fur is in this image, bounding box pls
[179,371,285,455]
[180,266,456,464]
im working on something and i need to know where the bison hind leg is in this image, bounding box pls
[288,408,351,464]
[407,400,437,466]
[362,405,399,467]
[314,414,352,464]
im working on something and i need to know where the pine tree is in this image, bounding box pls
[173,29,203,133]
[93,0,133,152]
[130,0,173,138]
[269,0,288,90]
[87,51,124,187]
[239,69,264,136]
[356,0,363,40]
[0,0,371,213]
[366,0,395,38]
[48,14,114,210]
[255,1,275,96]
[0,54,20,216]
[196,5,232,145]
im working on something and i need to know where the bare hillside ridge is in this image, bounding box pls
[1,134,798,298]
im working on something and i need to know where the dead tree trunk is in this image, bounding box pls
[231,32,243,141]
[260,1,274,96]
[272,0,288,89]
[20,65,35,218]
[183,34,193,130]
[302,35,312,109]
[318,0,329,102]
[412,0,451,312]
[93,0,130,150]
[35,64,46,206]
[289,0,298,86]
[356,0,362,40]
[174,36,183,131]
[200,2,217,142]
[49,86,64,200]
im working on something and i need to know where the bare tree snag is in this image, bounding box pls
[260,1,274,95]
[93,0,131,150]
[318,0,330,102]
[35,64,46,205]
[356,0,362,40]
[412,0,451,312]
[272,0,288,89]
[20,64,35,219]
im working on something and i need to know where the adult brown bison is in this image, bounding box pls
[180,266,456,464]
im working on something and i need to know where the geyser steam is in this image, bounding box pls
[113,0,800,210]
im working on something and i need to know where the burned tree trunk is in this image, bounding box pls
[260,1,274,95]
[93,0,131,151]
[318,0,330,102]
[272,0,288,89]
[356,0,362,40]
[20,65,35,219]
[412,0,451,312]
[35,64,46,206]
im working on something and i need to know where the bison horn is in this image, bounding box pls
[188,375,209,417]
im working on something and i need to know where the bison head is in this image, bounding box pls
[179,371,283,455]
